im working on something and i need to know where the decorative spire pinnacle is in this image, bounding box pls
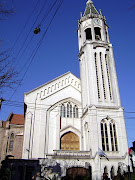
[87,0,93,4]
[83,0,99,16]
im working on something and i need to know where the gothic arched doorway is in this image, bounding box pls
[60,132,79,150]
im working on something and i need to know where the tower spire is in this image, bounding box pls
[84,0,99,16]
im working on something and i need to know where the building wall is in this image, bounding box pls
[6,125,24,159]
[23,73,82,159]
[0,119,24,164]
[0,124,6,163]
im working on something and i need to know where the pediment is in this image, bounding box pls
[25,72,81,100]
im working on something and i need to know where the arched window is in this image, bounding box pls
[70,104,72,118]
[94,27,101,40]
[110,122,118,151]
[101,122,109,151]
[60,104,66,117]
[63,105,66,117]
[73,106,75,118]
[60,104,63,117]
[73,105,79,118]
[95,52,100,99]
[9,133,14,151]
[100,52,106,100]
[105,54,112,100]
[61,102,79,119]
[85,28,92,40]
[76,107,78,118]
[105,124,109,151]
[67,103,70,118]
[101,118,118,152]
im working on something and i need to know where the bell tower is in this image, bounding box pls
[78,1,128,175]
[78,0,121,109]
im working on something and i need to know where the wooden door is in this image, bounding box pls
[67,167,89,179]
[60,132,79,150]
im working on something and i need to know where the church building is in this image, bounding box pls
[22,1,129,179]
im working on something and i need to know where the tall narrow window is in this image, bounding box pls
[105,54,113,100]
[105,28,108,42]
[105,124,109,151]
[70,104,72,118]
[9,133,14,151]
[101,123,105,151]
[73,105,79,118]
[67,103,69,118]
[110,122,118,151]
[95,53,100,99]
[60,104,66,117]
[113,124,118,151]
[100,52,106,100]
[76,107,78,118]
[73,106,75,118]
[101,120,109,151]
[63,105,66,117]
[85,28,92,40]
[110,123,114,151]
[94,27,101,40]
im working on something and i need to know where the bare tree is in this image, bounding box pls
[0,3,13,20]
[0,51,19,90]
[0,2,19,91]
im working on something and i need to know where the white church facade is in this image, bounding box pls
[23,1,129,179]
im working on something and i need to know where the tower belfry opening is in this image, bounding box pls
[94,27,101,40]
[85,28,92,40]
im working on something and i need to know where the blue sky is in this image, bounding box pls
[0,0,135,148]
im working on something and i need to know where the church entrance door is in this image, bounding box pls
[66,167,91,180]
[60,132,79,150]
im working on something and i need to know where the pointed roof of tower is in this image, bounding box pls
[83,0,99,16]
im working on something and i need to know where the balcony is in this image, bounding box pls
[50,150,92,159]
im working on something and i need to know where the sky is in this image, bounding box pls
[0,0,135,148]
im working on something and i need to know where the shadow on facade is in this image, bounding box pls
[0,158,92,180]
[0,159,40,180]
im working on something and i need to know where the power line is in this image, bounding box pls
[9,0,48,69]
[3,0,64,107]
[2,100,135,121]
[2,99,135,114]
[0,0,41,72]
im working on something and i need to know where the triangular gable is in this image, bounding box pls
[25,72,81,99]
